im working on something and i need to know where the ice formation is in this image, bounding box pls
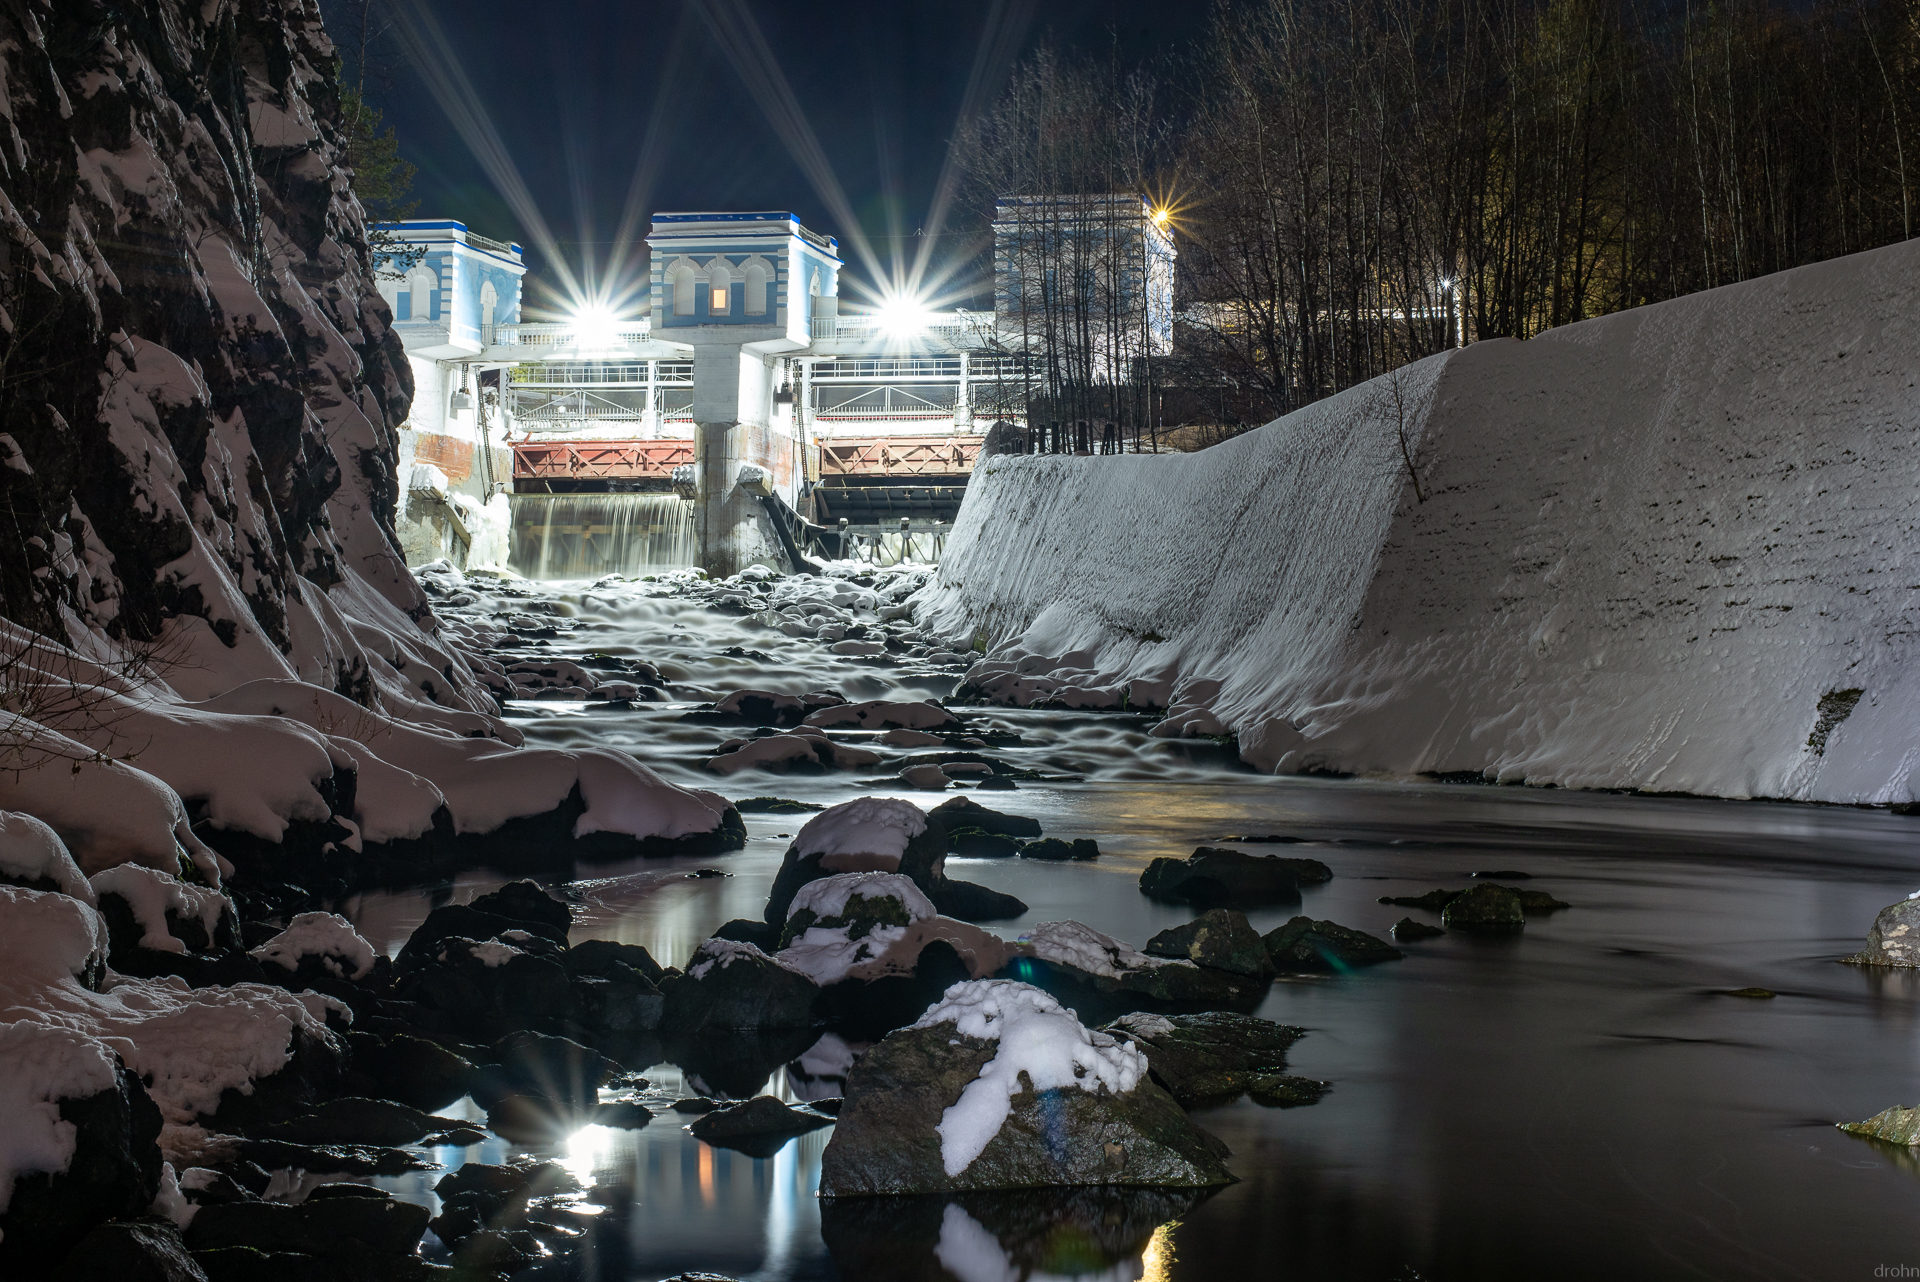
[918,239,1920,803]
[914,980,1146,1177]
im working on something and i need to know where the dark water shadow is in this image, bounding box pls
[821,1185,1211,1281]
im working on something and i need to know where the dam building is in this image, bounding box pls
[377,202,1170,577]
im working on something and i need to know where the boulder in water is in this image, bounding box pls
[1138,847,1329,905]
[1439,884,1526,933]
[1019,838,1100,862]
[1015,920,1266,1008]
[1838,1105,1920,1145]
[929,797,1042,839]
[819,981,1234,1195]
[690,1095,835,1156]
[1103,1011,1327,1108]
[1844,898,1920,966]
[1261,917,1403,971]
[661,939,820,1032]
[1145,909,1273,978]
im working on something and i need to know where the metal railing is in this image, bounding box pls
[465,231,517,256]
[509,362,693,386]
[486,321,653,349]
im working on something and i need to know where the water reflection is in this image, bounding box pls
[821,1188,1205,1282]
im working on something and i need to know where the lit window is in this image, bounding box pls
[711,286,729,313]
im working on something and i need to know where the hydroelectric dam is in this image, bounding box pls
[374,203,1174,578]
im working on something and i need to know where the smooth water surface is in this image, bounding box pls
[351,577,1920,1281]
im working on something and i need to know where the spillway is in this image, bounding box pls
[508,493,696,579]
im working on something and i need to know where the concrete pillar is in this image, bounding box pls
[691,343,784,576]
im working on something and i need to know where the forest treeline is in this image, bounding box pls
[962,0,1920,434]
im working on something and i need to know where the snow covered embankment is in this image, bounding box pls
[919,239,1920,803]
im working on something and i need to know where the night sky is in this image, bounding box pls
[322,0,1211,317]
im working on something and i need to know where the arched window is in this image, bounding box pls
[479,279,498,341]
[671,262,696,315]
[405,262,437,320]
[743,259,769,315]
[707,259,732,314]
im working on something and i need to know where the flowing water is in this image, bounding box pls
[349,575,1920,1281]
[509,494,697,579]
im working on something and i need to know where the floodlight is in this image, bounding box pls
[570,303,622,351]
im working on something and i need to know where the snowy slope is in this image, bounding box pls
[919,239,1920,803]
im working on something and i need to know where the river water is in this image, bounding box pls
[351,574,1920,1281]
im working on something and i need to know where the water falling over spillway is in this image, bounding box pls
[508,493,698,579]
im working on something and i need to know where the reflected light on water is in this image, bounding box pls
[1138,1222,1176,1282]
[559,1124,616,1187]
[698,1142,715,1205]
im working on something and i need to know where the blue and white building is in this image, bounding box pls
[374,220,527,567]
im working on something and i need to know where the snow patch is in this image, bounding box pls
[0,811,94,904]
[89,865,228,955]
[913,980,1146,1177]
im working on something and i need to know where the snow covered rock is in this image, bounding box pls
[249,912,378,982]
[919,239,1920,804]
[762,797,1026,928]
[89,865,238,966]
[0,1023,164,1273]
[0,813,94,902]
[703,729,881,776]
[1844,898,1920,967]
[818,980,1233,1194]
[898,763,951,790]
[660,939,819,1033]
[710,689,810,726]
[1016,920,1268,1007]
[1102,1011,1327,1109]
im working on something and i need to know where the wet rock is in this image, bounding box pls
[819,983,1234,1194]
[1723,987,1777,998]
[0,1063,163,1272]
[1472,869,1532,879]
[1139,848,1328,906]
[1378,889,1460,912]
[185,1193,430,1260]
[342,1032,475,1112]
[661,939,820,1032]
[1838,1105,1920,1145]
[1019,838,1100,862]
[224,1140,431,1177]
[977,777,1018,791]
[1145,910,1274,978]
[594,1101,655,1128]
[485,1031,621,1108]
[248,1097,467,1147]
[1843,898,1920,966]
[1391,917,1445,942]
[485,1094,591,1144]
[689,1095,835,1154]
[926,879,1029,923]
[669,1026,825,1100]
[803,699,962,732]
[948,828,1025,858]
[673,1098,720,1114]
[710,690,810,727]
[435,1160,580,1202]
[1512,888,1570,913]
[929,797,1043,839]
[1102,1012,1325,1108]
[395,903,569,971]
[392,935,581,1040]
[1261,918,1403,971]
[900,764,951,790]
[61,1215,205,1282]
[570,962,665,1033]
[1015,920,1268,1012]
[564,938,667,985]
[470,881,574,934]
[710,918,781,949]
[1439,884,1526,933]
[732,796,826,814]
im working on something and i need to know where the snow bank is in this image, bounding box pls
[913,980,1146,1177]
[794,798,928,871]
[249,912,376,980]
[0,813,94,904]
[686,937,800,980]
[920,239,1920,802]
[89,865,229,954]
